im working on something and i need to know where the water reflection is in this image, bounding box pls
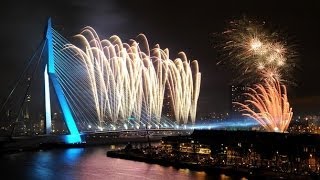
[220,173,232,180]
[33,151,55,179]
[63,148,84,163]
[0,145,242,180]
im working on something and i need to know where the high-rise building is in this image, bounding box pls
[230,85,248,120]
[162,86,174,119]
[23,94,32,134]
[34,113,45,135]
[51,112,67,134]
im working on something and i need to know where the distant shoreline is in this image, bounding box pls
[106,148,317,179]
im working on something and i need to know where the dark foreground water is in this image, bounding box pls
[0,145,246,180]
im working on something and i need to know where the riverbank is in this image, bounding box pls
[106,148,317,179]
[107,148,253,176]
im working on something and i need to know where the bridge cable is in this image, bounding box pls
[10,39,47,136]
[0,39,46,116]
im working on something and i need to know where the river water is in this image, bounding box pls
[0,145,243,180]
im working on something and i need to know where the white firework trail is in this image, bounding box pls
[65,27,201,126]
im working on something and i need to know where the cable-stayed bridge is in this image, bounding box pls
[0,19,200,144]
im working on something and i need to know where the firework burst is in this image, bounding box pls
[218,18,296,84]
[217,18,296,132]
[233,77,293,132]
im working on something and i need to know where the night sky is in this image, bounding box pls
[0,0,319,116]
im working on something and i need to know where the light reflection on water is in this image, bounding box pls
[0,145,241,180]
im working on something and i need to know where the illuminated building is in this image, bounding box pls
[230,85,248,119]
[162,86,174,119]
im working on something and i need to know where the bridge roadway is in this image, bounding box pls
[0,129,193,153]
[84,129,193,145]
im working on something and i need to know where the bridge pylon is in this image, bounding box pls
[44,18,82,144]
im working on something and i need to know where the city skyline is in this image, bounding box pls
[0,0,320,116]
